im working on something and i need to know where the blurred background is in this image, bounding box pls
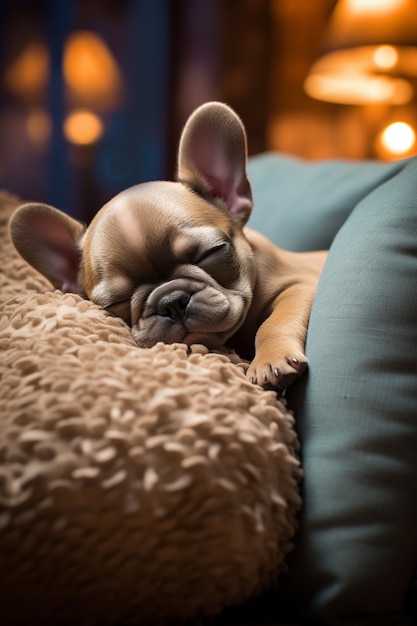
[0,0,416,221]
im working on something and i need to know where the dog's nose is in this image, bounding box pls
[157,290,191,321]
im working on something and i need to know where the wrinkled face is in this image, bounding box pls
[79,181,256,349]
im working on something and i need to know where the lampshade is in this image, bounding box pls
[305,0,417,105]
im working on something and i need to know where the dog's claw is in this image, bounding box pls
[287,356,302,370]
[247,351,308,390]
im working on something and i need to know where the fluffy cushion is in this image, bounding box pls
[249,156,417,625]
[0,192,301,625]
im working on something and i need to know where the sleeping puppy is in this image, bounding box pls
[9,102,327,390]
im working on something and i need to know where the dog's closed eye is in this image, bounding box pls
[196,243,228,267]
[195,242,240,285]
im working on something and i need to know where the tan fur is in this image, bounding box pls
[235,228,327,387]
[9,102,327,390]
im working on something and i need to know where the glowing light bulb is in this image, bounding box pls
[380,121,416,155]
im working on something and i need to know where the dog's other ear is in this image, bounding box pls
[177,101,253,223]
[9,203,85,295]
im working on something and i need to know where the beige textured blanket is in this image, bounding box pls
[0,191,301,625]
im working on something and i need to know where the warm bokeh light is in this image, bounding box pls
[63,109,104,145]
[328,0,416,39]
[373,45,398,69]
[3,30,123,112]
[379,121,416,154]
[305,0,417,105]
[26,109,52,144]
[63,31,123,109]
[305,71,413,105]
[346,0,409,15]
[4,40,49,101]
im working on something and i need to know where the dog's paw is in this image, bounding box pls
[247,352,307,390]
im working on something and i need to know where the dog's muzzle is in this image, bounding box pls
[156,289,191,323]
[131,278,248,349]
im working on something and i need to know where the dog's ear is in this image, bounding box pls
[177,101,253,223]
[9,203,85,295]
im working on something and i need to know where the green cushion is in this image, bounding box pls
[248,153,406,251]
[248,154,417,624]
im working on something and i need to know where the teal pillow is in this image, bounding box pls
[248,153,406,251]
[266,158,416,624]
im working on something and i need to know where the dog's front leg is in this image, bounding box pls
[247,283,317,390]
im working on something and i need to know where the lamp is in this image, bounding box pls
[305,0,417,105]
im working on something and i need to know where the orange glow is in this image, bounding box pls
[4,40,49,101]
[305,70,413,105]
[305,43,416,105]
[325,0,417,45]
[63,109,104,145]
[345,0,409,15]
[4,31,123,111]
[63,31,123,109]
[305,0,417,105]
[379,121,416,154]
[373,45,398,69]
[26,109,52,144]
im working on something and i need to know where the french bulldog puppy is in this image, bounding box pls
[9,102,326,390]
